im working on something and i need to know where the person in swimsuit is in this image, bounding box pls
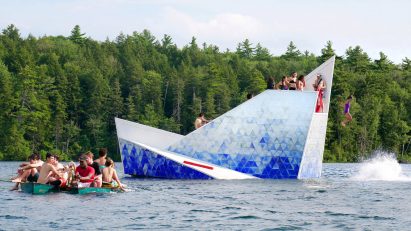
[266,77,275,89]
[10,153,43,190]
[37,153,63,184]
[48,154,68,187]
[313,74,326,113]
[275,76,289,90]
[341,95,353,127]
[297,75,305,91]
[66,161,77,188]
[102,158,125,190]
[288,72,297,90]
[194,113,209,129]
[84,151,102,187]
[95,148,107,172]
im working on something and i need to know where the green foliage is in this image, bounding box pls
[69,25,86,45]
[282,41,301,60]
[0,24,410,162]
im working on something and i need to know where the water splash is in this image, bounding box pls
[351,152,411,181]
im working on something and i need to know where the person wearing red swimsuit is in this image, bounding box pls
[313,74,326,113]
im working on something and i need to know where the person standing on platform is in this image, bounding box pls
[313,74,326,112]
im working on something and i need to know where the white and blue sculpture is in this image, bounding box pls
[116,56,335,179]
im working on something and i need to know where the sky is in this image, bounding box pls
[1,0,410,63]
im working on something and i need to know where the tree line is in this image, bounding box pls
[0,24,409,162]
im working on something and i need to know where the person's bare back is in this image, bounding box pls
[102,167,115,183]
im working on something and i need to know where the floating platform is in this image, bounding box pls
[116,56,335,180]
[20,182,116,195]
[20,182,57,195]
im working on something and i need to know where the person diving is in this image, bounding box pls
[341,95,353,127]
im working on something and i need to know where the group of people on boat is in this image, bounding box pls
[11,148,125,191]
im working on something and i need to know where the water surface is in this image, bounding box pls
[0,158,410,230]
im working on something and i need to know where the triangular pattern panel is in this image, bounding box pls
[120,139,212,179]
[168,90,318,179]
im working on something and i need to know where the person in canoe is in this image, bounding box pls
[74,155,95,188]
[102,157,125,190]
[93,148,108,186]
[48,154,69,188]
[37,153,63,185]
[66,161,77,187]
[10,153,43,190]
[84,151,102,187]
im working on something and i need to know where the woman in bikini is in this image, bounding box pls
[288,72,297,90]
[297,75,305,91]
[102,157,125,190]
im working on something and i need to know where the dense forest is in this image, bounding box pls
[0,24,410,162]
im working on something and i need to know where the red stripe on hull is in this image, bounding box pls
[183,161,213,170]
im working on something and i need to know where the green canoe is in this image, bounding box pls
[20,182,117,195]
[68,187,114,195]
[20,182,58,195]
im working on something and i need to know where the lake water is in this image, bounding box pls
[1,155,410,230]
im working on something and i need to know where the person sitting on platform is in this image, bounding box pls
[194,113,209,129]
[266,77,275,89]
[275,76,289,90]
[84,151,102,187]
[75,155,95,188]
[102,157,125,190]
[48,154,68,188]
[95,148,107,174]
[37,153,63,185]
[66,161,76,188]
[10,153,43,190]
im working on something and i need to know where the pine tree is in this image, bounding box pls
[374,52,394,71]
[344,46,371,73]
[319,41,335,63]
[236,39,254,59]
[254,43,271,61]
[69,25,86,45]
[401,57,411,71]
[282,41,301,60]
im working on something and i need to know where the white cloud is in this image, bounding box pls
[158,7,267,46]
[1,0,410,62]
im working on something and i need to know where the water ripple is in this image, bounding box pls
[0,162,410,230]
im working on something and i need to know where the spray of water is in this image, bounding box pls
[351,151,411,181]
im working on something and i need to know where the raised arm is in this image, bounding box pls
[50,165,63,178]
[21,162,42,170]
